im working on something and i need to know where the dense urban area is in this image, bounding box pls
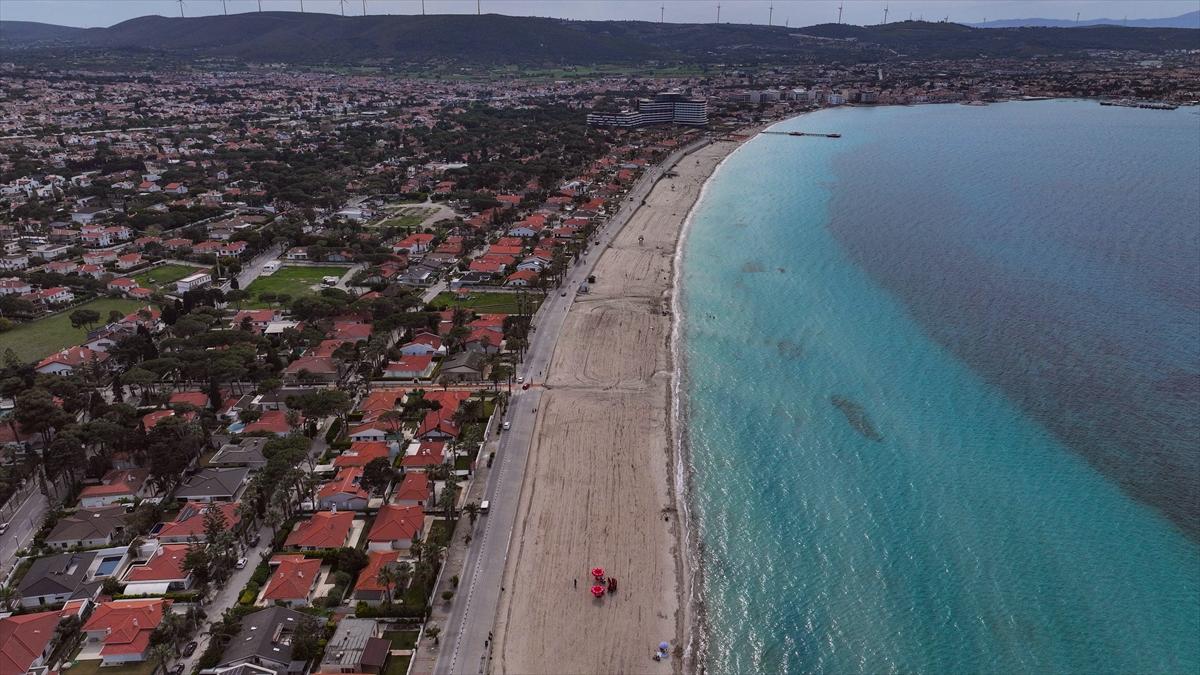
[0,16,1197,675]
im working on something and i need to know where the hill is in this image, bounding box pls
[1,13,1197,65]
[972,11,1200,29]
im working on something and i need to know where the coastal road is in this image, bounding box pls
[434,138,713,675]
[0,484,47,570]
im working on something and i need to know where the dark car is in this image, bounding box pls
[169,665,185,675]
[182,641,198,657]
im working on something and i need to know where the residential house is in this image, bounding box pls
[0,603,88,674]
[282,355,339,384]
[316,618,389,675]
[173,467,251,503]
[155,501,241,543]
[316,468,370,511]
[120,543,193,595]
[398,332,445,357]
[352,551,405,607]
[242,409,296,436]
[209,606,310,674]
[391,473,431,509]
[260,555,321,608]
[284,511,356,551]
[366,505,424,552]
[0,278,31,295]
[439,351,486,384]
[81,598,171,665]
[16,548,129,608]
[45,505,129,549]
[232,309,280,332]
[383,355,434,380]
[78,469,152,508]
[332,441,392,469]
[401,441,448,471]
[210,437,269,469]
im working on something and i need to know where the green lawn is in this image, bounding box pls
[377,207,435,229]
[431,291,541,315]
[243,265,350,307]
[133,263,204,289]
[384,654,412,675]
[384,629,420,650]
[0,297,144,363]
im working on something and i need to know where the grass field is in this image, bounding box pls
[377,206,436,229]
[432,291,541,315]
[133,263,204,289]
[0,297,144,363]
[384,654,412,675]
[66,660,155,675]
[243,265,350,307]
[384,629,420,650]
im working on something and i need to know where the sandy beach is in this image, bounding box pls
[492,138,741,675]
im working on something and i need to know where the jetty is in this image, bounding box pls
[1099,99,1178,110]
[762,130,842,138]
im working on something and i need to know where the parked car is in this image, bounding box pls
[502,421,511,430]
[182,641,198,657]
[517,376,525,383]
[235,557,248,569]
[169,665,185,675]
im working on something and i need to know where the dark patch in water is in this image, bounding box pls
[741,261,766,273]
[777,339,804,360]
[831,395,884,442]
[732,221,748,229]
[778,267,787,273]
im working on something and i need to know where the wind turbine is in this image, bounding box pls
[837,2,843,24]
[300,0,305,13]
[339,0,347,16]
[257,0,262,11]
[768,4,773,26]
[363,0,368,14]
[221,0,228,15]
[883,4,888,24]
[660,4,665,23]
[477,0,481,14]
[716,3,720,23]
[421,0,425,15]
[177,0,185,18]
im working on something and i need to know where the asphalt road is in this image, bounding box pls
[0,484,48,572]
[434,138,711,675]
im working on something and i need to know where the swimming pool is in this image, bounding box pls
[95,556,122,577]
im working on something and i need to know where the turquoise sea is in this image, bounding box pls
[679,100,1200,674]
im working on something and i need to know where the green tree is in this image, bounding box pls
[69,308,101,331]
[360,457,394,496]
[291,614,323,662]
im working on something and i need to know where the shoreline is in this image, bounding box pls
[491,134,746,674]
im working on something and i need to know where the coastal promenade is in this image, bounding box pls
[432,136,732,675]
[482,138,739,674]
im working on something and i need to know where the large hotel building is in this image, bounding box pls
[587,91,708,128]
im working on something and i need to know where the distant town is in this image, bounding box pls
[0,26,1196,675]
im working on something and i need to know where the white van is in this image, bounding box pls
[262,261,281,274]
[479,500,490,514]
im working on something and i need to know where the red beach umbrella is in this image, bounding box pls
[591,567,605,579]
[591,584,606,598]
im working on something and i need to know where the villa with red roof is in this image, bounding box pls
[317,467,371,511]
[79,468,153,508]
[393,233,434,254]
[36,345,109,376]
[284,511,357,550]
[169,390,210,408]
[399,332,445,357]
[384,355,434,380]
[353,551,406,606]
[260,555,322,607]
[391,472,431,509]
[334,441,392,468]
[0,601,87,674]
[81,598,171,665]
[242,409,296,436]
[121,544,193,595]
[155,501,241,543]
[366,504,425,552]
[402,440,448,470]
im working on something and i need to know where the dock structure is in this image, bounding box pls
[761,130,842,138]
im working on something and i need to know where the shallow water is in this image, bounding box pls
[680,101,1200,674]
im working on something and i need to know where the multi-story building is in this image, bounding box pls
[587,91,708,128]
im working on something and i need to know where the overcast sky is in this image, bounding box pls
[1,0,1195,29]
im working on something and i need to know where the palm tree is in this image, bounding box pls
[150,643,174,670]
[462,502,481,529]
[0,584,17,611]
[376,563,397,605]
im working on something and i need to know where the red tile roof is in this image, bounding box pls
[334,442,390,468]
[354,551,401,594]
[318,467,369,501]
[367,505,424,544]
[243,409,294,435]
[262,555,320,601]
[393,472,430,503]
[285,511,355,549]
[123,544,189,582]
[0,609,70,674]
[402,441,447,468]
[83,599,170,657]
[156,501,240,541]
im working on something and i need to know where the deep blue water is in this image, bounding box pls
[680,101,1200,674]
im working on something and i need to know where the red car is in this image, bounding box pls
[522,382,530,390]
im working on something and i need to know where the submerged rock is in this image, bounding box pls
[831,395,883,442]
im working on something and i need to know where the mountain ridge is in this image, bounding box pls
[2,13,1197,65]
[971,11,1199,29]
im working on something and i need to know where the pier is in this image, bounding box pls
[762,130,842,138]
[1099,99,1178,110]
